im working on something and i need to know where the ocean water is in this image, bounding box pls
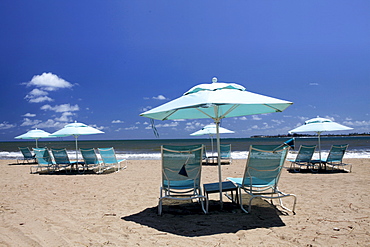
[1,136,369,160]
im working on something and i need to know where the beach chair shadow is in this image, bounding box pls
[122,198,285,237]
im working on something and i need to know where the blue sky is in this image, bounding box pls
[1,1,369,141]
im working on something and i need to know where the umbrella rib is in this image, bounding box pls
[196,108,215,120]
[220,104,240,118]
[264,104,283,112]
[162,110,177,120]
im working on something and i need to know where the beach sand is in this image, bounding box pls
[0,158,369,246]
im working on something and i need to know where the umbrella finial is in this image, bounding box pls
[212,77,217,83]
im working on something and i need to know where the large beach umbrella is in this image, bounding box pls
[190,123,234,156]
[15,128,52,148]
[50,121,104,160]
[289,117,353,161]
[140,77,293,206]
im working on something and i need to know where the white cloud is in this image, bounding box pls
[0,122,16,130]
[33,119,64,129]
[28,96,54,103]
[142,106,152,112]
[155,122,179,128]
[23,113,36,117]
[271,119,284,125]
[343,120,370,127]
[54,112,74,122]
[153,95,168,100]
[25,88,54,103]
[309,82,319,86]
[125,126,139,130]
[41,103,79,112]
[28,88,48,97]
[112,120,124,124]
[239,116,248,120]
[25,72,74,91]
[90,124,105,131]
[184,121,203,131]
[252,115,262,120]
[20,118,42,126]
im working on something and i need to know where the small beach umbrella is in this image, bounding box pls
[15,128,52,148]
[50,121,104,160]
[289,117,353,161]
[140,77,293,206]
[190,123,234,156]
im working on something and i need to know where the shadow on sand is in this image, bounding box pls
[122,199,287,237]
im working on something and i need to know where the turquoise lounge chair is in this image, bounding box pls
[51,148,83,172]
[80,148,104,173]
[288,145,316,172]
[159,144,208,215]
[312,144,351,172]
[98,147,126,173]
[18,147,36,164]
[227,145,297,214]
[31,148,56,174]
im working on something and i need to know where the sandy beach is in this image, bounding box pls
[0,158,369,246]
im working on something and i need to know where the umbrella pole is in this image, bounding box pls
[210,134,214,157]
[318,132,322,170]
[74,135,78,162]
[35,138,38,148]
[215,120,223,209]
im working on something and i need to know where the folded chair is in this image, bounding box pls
[80,148,104,173]
[288,145,316,172]
[17,147,36,164]
[159,144,208,215]
[31,148,56,174]
[98,147,126,173]
[312,144,351,172]
[51,148,83,173]
[227,145,297,214]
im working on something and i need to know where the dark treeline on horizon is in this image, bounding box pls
[252,133,370,138]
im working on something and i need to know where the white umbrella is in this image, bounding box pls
[140,77,293,206]
[15,128,52,148]
[190,123,234,156]
[289,117,353,161]
[50,121,104,160]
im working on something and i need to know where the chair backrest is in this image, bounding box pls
[51,148,71,164]
[326,144,348,163]
[98,147,118,164]
[242,145,289,189]
[19,147,34,159]
[295,145,316,162]
[161,144,204,190]
[220,144,231,158]
[33,148,53,165]
[80,148,100,165]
